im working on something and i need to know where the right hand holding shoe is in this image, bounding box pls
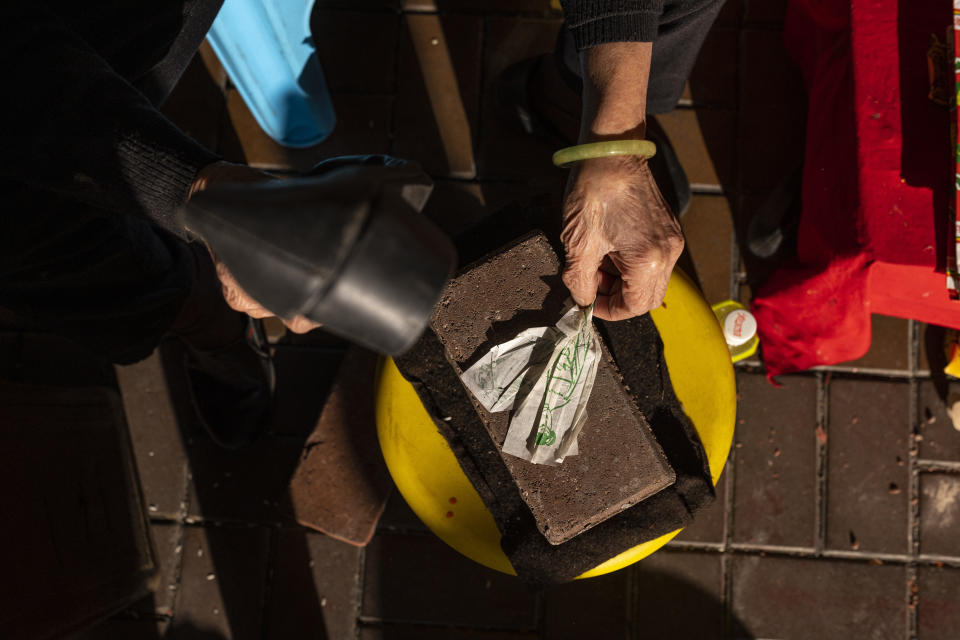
[188,161,322,334]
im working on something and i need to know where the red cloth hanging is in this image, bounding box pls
[751,0,959,380]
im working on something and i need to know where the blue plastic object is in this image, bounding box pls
[208,0,336,148]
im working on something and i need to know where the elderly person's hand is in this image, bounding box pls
[188,160,321,334]
[561,153,683,320]
[561,40,683,320]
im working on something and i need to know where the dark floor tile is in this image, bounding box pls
[684,27,738,107]
[312,10,399,94]
[733,372,817,547]
[542,570,630,640]
[656,108,737,189]
[2,385,156,640]
[744,0,788,25]
[362,534,536,628]
[220,90,393,171]
[264,530,362,640]
[161,52,224,152]
[170,526,270,640]
[676,472,726,543]
[116,352,189,518]
[359,626,537,640]
[270,346,345,437]
[421,180,491,236]
[918,566,960,639]
[919,474,960,557]
[919,380,960,462]
[827,378,910,554]
[130,523,183,617]
[632,552,724,639]
[845,315,910,371]
[731,555,905,639]
[682,195,735,304]
[394,14,483,177]
[477,17,564,180]
[377,492,429,533]
[186,435,305,524]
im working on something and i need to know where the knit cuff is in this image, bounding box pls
[562,0,663,49]
[116,130,220,237]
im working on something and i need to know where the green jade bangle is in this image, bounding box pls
[551,140,657,168]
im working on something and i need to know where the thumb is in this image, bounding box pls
[562,246,603,307]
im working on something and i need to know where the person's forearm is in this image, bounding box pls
[579,42,652,142]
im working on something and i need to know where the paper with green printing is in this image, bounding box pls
[460,303,602,466]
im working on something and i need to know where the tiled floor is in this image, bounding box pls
[27,0,960,638]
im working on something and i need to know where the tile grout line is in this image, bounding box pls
[355,536,370,639]
[729,224,741,302]
[906,319,920,639]
[723,15,745,635]
[352,545,366,640]
[915,459,960,473]
[814,370,828,555]
[663,540,960,567]
[163,457,195,627]
[259,527,280,640]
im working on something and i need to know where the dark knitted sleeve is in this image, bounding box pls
[560,0,665,49]
[2,2,219,235]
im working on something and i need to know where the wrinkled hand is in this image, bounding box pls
[188,161,321,334]
[561,154,684,321]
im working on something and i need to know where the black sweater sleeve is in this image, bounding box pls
[2,2,219,234]
[560,0,665,49]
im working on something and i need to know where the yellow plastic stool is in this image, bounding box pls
[375,269,736,578]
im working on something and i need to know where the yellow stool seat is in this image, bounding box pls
[375,269,736,578]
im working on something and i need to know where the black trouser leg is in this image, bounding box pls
[0,1,229,363]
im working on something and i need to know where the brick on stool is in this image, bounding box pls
[431,232,676,544]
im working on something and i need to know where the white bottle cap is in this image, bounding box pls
[723,309,757,347]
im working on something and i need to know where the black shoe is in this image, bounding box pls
[747,167,803,260]
[497,56,691,218]
[176,317,275,449]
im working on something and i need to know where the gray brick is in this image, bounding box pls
[827,378,910,553]
[542,570,630,640]
[731,555,905,639]
[633,551,724,639]
[362,534,536,628]
[116,352,189,518]
[734,373,817,547]
[918,565,960,639]
[919,474,960,557]
[264,530,362,640]
[919,380,960,462]
[169,526,270,640]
